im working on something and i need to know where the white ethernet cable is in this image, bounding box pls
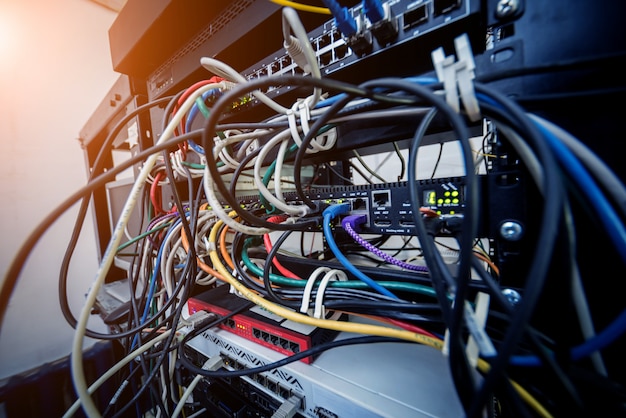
[202,131,275,236]
[254,128,311,217]
[201,57,291,115]
[200,7,323,115]
[286,101,337,154]
[160,221,187,314]
[300,267,331,315]
[281,6,323,109]
[215,129,268,171]
[273,131,292,202]
[314,269,348,319]
[172,148,205,179]
[171,356,224,418]
[71,80,229,418]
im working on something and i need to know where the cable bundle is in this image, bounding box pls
[2,6,625,418]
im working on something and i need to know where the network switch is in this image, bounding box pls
[185,316,464,417]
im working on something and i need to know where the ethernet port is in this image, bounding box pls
[318,32,332,49]
[319,50,333,67]
[351,197,367,211]
[279,338,289,349]
[253,328,261,339]
[279,56,290,70]
[372,190,391,207]
[347,30,373,57]
[433,0,461,16]
[370,4,399,46]
[267,379,279,393]
[403,4,429,30]
[334,43,349,60]
[289,342,300,353]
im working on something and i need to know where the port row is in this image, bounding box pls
[221,352,306,410]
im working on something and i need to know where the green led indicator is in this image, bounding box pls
[425,190,437,205]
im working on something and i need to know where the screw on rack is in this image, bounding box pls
[499,221,523,241]
[495,0,519,18]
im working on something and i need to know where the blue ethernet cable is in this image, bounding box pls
[131,216,184,349]
[184,89,222,154]
[508,304,626,367]
[314,76,439,109]
[477,92,626,263]
[322,203,399,299]
[362,0,384,23]
[469,92,626,367]
[321,0,357,37]
[534,121,626,263]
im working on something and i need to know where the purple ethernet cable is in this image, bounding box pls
[341,214,428,272]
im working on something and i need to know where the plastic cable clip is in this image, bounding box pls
[431,33,481,122]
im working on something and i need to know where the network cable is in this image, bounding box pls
[4,12,626,416]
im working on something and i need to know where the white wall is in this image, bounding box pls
[0,0,119,380]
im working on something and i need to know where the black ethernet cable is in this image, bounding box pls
[199,75,420,212]
[57,93,178,338]
[462,85,565,417]
[262,228,303,309]
[206,126,321,231]
[407,104,478,411]
[178,329,407,380]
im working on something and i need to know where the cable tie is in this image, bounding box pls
[431,33,480,122]
[298,100,312,138]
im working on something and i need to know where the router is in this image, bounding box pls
[187,285,343,364]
